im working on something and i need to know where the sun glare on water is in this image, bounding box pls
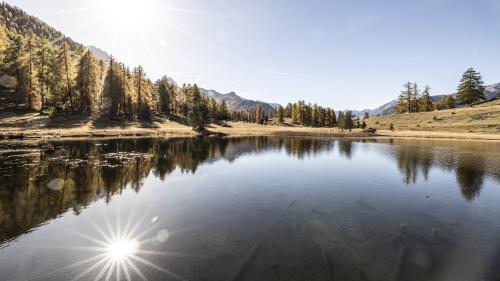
[107,239,138,260]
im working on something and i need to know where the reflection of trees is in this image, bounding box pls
[456,154,485,201]
[387,140,498,201]
[338,140,353,159]
[0,137,339,243]
[392,144,434,184]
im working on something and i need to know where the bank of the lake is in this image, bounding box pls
[1,112,499,140]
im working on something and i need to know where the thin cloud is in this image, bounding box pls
[262,69,304,77]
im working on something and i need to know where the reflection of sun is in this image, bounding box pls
[107,239,138,260]
[38,207,205,281]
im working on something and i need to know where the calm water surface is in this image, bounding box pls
[0,137,499,281]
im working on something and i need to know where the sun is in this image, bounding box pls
[102,0,153,26]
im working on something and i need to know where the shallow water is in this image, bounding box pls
[0,137,499,281]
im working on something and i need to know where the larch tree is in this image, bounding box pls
[419,85,434,112]
[2,35,36,109]
[337,110,345,131]
[255,104,264,124]
[133,65,146,113]
[56,41,74,111]
[397,82,418,113]
[35,38,55,109]
[76,50,100,115]
[154,76,171,116]
[277,105,285,123]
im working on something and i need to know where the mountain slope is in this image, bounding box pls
[200,88,278,113]
[354,85,500,117]
[0,2,81,51]
[365,99,500,134]
[87,45,110,62]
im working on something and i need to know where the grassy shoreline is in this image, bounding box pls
[2,102,500,141]
[0,115,499,142]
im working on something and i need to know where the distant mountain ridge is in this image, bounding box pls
[87,46,110,62]
[200,88,278,113]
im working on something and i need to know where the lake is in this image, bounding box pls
[0,137,499,281]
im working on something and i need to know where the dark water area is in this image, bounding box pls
[0,137,499,281]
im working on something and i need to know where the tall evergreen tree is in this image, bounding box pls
[188,85,209,130]
[456,68,485,106]
[218,100,230,121]
[76,50,100,115]
[344,110,354,132]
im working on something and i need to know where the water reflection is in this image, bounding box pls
[0,137,499,280]
[385,139,499,201]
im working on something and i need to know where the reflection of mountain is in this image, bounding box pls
[0,137,338,243]
[385,139,500,201]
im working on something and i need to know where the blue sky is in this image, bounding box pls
[6,0,500,109]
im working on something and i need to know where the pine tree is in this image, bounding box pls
[419,85,434,112]
[188,85,209,130]
[439,95,455,109]
[456,68,485,106]
[218,100,230,121]
[344,110,354,132]
[363,112,369,119]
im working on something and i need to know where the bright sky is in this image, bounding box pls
[7,0,500,109]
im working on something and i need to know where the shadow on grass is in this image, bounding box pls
[46,114,90,129]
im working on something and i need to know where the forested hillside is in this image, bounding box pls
[0,2,356,131]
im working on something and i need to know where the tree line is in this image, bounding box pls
[396,68,487,113]
[1,30,361,131]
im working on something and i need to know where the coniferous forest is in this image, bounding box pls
[0,3,364,131]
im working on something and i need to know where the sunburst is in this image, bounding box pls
[30,202,208,281]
